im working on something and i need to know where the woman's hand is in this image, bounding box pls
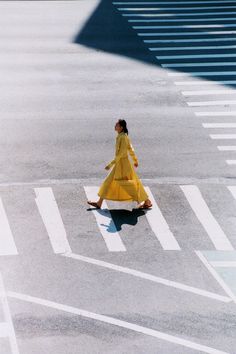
[134,162,138,168]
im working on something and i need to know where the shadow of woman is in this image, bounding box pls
[101,208,146,232]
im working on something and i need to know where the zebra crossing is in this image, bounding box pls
[0,183,236,256]
[113,0,236,166]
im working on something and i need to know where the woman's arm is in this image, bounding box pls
[105,135,127,169]
[127,136,138,165]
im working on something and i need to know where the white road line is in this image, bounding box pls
[129,17,236,22]
[196,251,236,303]
[123,11,236,17]
[217,146,236,151]
[176,81,236,85]
[227,186,236,200]
[158,54,236,59]
[62,252,231,302]
[149,45,236,51]
[144,187,181,250]
[203,123,236,128]
[210,134,236,139]
[119,5,236,10]
[7,291,230,354]
[34,187,72,254]
[169,72,236,77]
[0,274,19,354]
[0,322,11,338]
[210,261,236,267]
[180,185,234,250]
[84,186,126,252]
[114,1,236,4]
[164,63,236,68]
[0,198,18,256]
[226,160,236,164]
[187,101,236,107]
[183,90,236,95]
[134,24,236,29]
[139,31,236,36]
[145,38,236,43]
[195,111,236,116]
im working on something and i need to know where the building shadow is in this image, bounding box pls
[74,0,236,88]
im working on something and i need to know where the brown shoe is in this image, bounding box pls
[87,201,101,209]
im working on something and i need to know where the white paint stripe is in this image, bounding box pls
[7,291,230,354]
[183,89,236,95]
[187,101,236,107]
[144,187,181,250]
[114,1,236,4]
[217,146,236,151]
[34,187,72,254]
[158,54,236,59]
[129,17,236,22]
[119,5,236,10]
[169,72,236,77]
[0,274,19,354]
[62,252,231,302]
[195,111,236,116]
[134,24,236,29]
[0,322,11,338]
[210,261,236,267]
[139,31,236,36]
[180,185,234,250]
[149,45,236,51]
[210,134,236,139]
[203,123,236,128]
[164,63,236,68]
[227,186,236,200]
[84,187,126,252]
[145,38,236,43]
[176,81,236,85]
[0,198,18,256]
[196,251,236,303]
[123,11,236,16]
[226,160,236,164]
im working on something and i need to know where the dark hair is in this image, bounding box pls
[118,119,128,135]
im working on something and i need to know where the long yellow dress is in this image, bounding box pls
[98,132,149,202]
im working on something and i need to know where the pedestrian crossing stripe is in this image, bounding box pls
[0,185,235,256]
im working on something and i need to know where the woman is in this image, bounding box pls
[87,119,152,209]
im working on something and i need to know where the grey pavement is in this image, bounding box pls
[0,1,236,354]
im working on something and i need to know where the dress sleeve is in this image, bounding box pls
[106,135,127,169]
[127,136,138,164]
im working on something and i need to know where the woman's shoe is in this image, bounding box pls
[87,201,101,209]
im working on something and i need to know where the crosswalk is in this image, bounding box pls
[113,0,236,166]
[0,184,236,256]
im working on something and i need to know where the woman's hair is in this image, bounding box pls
[118,119,128,135]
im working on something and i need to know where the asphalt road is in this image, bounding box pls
[0,1,236,354]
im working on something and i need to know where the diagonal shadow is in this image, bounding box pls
[74,0,236,89]
[104,208,146,232]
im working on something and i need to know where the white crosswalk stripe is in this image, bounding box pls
[0,198,18,256]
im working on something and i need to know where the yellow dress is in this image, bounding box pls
[98,132,149,202]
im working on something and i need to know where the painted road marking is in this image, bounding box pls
[119,5,236,10]
[144,38,236,43]
[84,186,126,252]
[144,187,181,250]
[0,322,11,338]
[0,198,18,256]
[203,123,236,128]
[210,261,236,267]
[176,81,236,86]
[123,11,236,17]
[138,31,236,36]
[183,90,236,95]
[129,18,236,23]
[158,54,236,59]
[169,71,236,77]
[0,274,19,354]
[196,251,236,303]
[188,101,236,107]
[134,24,236,29]
[195,111,236,116]
[34,187,72,254]
[218,146,236,151]
[226,160,236,164]
[180,185,234,250]
[7,291,231,354]
[114,1,236,4]
[62,252,231,302]
[149,45,236,51]
[210,134,236,139]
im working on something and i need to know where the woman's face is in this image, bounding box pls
[115,122,123,133]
